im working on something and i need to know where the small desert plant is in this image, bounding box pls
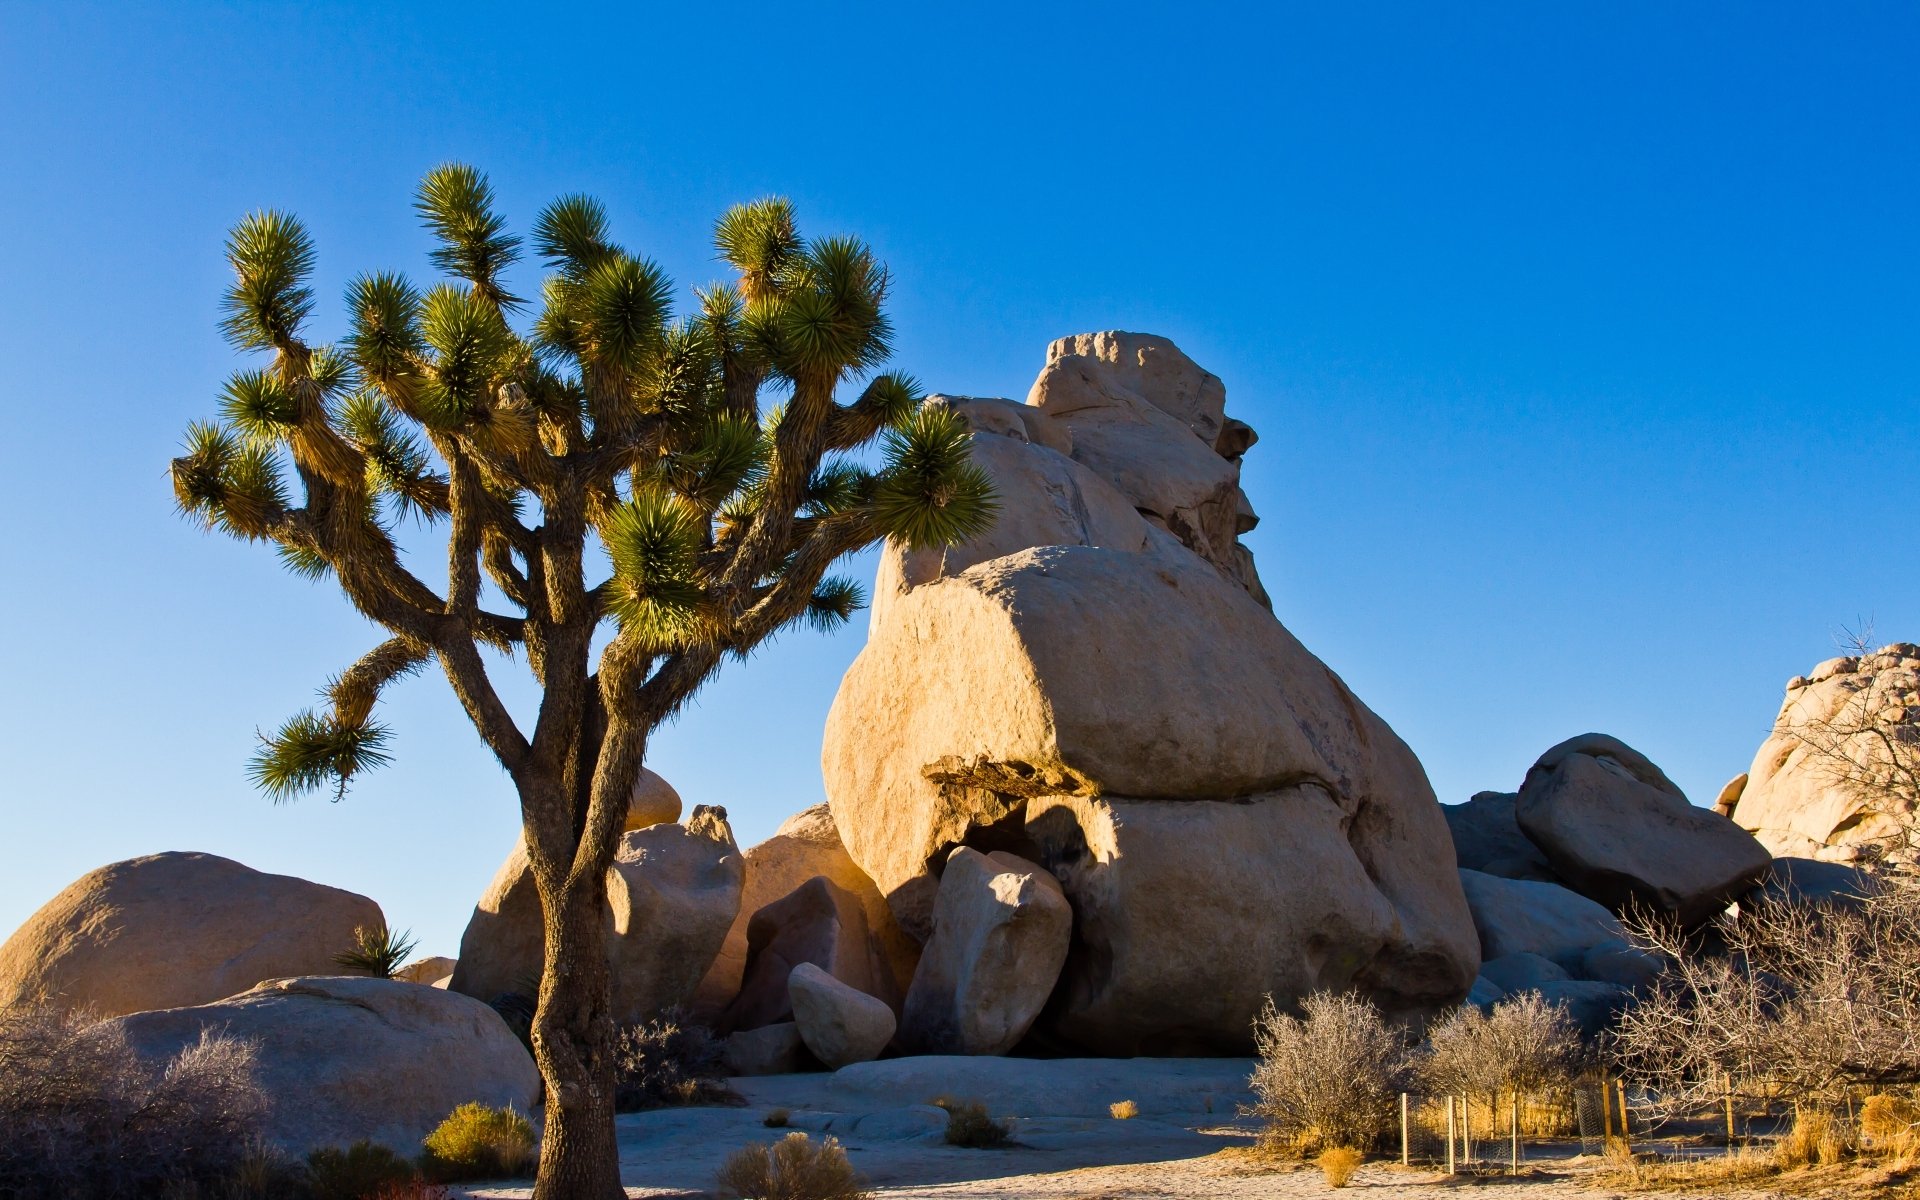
[1109,1099,1139,1120]
[418,1102,536,1182]
[1862,1093,1920,1158]
[1316,1146,1363,1188]
[305,1140,418,1200]
[613,1008,738,1111]
[1415,992,1584,1103]
[1773,1108,1853,1168]
[764,1107,792,1128]
[714,1132,870,1200]
[1246,991,1404,1155]
[333,924,419,979]
[0,1006,269,1200]
[934,1098,1012,1148]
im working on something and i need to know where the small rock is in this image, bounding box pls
[723,1021,811,1077]
[394,955,456,986]
[788,962,895,1068]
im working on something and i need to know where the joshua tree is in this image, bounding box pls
[170,165,995,1198]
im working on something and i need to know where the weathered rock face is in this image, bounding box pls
[1457,869,1625,968]
[898,849,1071,1056]
[823,333,1478,1053]
[1478,952,1572,994]
[0,852,383,1017]
[788,962,896,1068]
[691,803,916,1021]
[395,955,457,987]
[1516,738,1771,927]
[450,805,742,1027]
[720,876,892,1033]
[1443,792,1556,882]
[627,768,684,831]
[722,1021,811,1076]
[113,976,538,1154]
[1730,646,1920,861]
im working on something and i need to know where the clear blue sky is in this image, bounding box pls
[2,3,1915,959]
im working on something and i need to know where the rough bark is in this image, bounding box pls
[529,861,625,1200]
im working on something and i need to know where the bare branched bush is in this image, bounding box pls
[1614,888,1920,1119]
[713,1132,870,1200]
[612,1008,738,1111]
[1246,991,1404,1155]
[0,1006,268,1199]
[1415,992,1585,1103]
[1778,640,1920,867]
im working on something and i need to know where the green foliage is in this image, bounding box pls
[871,406,999,548]
[933,1098,1013,1148]
[418,1102,536,1182]
[805,577,867,632]
[332,924,418,979]
[249,709,394,802]
[603,488,707,645]
[304,1141,417,1200]
[219,210,314,351]
[414,163,521,307]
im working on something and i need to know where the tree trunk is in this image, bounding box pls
[530,872,625,1200]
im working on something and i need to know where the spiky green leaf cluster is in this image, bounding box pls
[602,488,707,645]
[249,709,395,802]
[219,210,314,351]
[871,406,1000,548]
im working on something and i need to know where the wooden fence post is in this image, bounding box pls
[1401,1092,1410,1167]
[1510,1089,1520,1173]
[1615,1078,1632,1155]
[1446,1095,1457,1175]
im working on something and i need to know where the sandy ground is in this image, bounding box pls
[458,1057,1676,1199]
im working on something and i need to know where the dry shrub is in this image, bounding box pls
[1316,1146,1363,1187]
[613,1008,739,1111]
[764,1107,792,1128]
[0,1006,269,1200]
[1415,992,1584,1101]
[1246,992,1403,1155]
[417,1102,535,1181]
[1774,1108,1853,1168]
[1595,1147,1781,1192]
[1862,1093,1920,1159]
[714,1132,870,1200]
[305,1140,418,1200]
[933,1098,1012,1148]
[1109,1099,1139,1120]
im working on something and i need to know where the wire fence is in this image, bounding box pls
[1397,1078,1745,1173]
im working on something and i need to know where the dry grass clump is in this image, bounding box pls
[417,1102,536,1182]
[1593,1145,1783,1191]
[714,1132,870,1200]
[764,1106,792,1128]
[1246,991,1403,1156]
[1109,1099,1139,1120]
[304,1140,419,1200]
[933,1097,1013,1148]
[612,1008,740,1110]
[0,1005,269,1200]
[1774,1108,1854,1168]
[1863,1093,1920,1159]
[1316,1146,1363,1187]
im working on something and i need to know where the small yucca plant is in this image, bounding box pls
[333,924,418,979]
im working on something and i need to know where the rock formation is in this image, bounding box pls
[112,976,538,1154]
[788,962,896,1068]
[692,803,916,1021]
[450,804,742,1027]
[897,848,1071,1056]
[0,852,382,1017]
[1729,645,1920,861]
[821,332,1479,1054]
[720,876,893,1032]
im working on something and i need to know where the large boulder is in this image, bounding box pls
[627,768,684,831]
[1756,856,1875,910]
[1442,791,1556,881]
[1730,646,1920,860]
[788,962,895,1068]
[1457,869,1625,969]
[691,804,916,1021]
[450,805,742,1027]
[898,848,1071,1056]
[0,852,382,1017]
[112,976,538,1154]
[720,876,893,1033]
[823,334,1478,1052]
[1516,736,1771,926]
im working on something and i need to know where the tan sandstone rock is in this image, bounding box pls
[450,805,742,1026]
[691,803,917,1021]
[628,767,684,831]
[0,852,383,1017]
[113,975,538,1154]
[1516,740,1771,927]
[395,955,457,986]
[898,848,1071,1056]
[788,962,896,1068]
[720,876,893,1033]
[822,334,1478,1050]
[1730,645,1920,860]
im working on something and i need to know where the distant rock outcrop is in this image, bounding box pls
[0,852,381,1017]
[1729,645,1920,861]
